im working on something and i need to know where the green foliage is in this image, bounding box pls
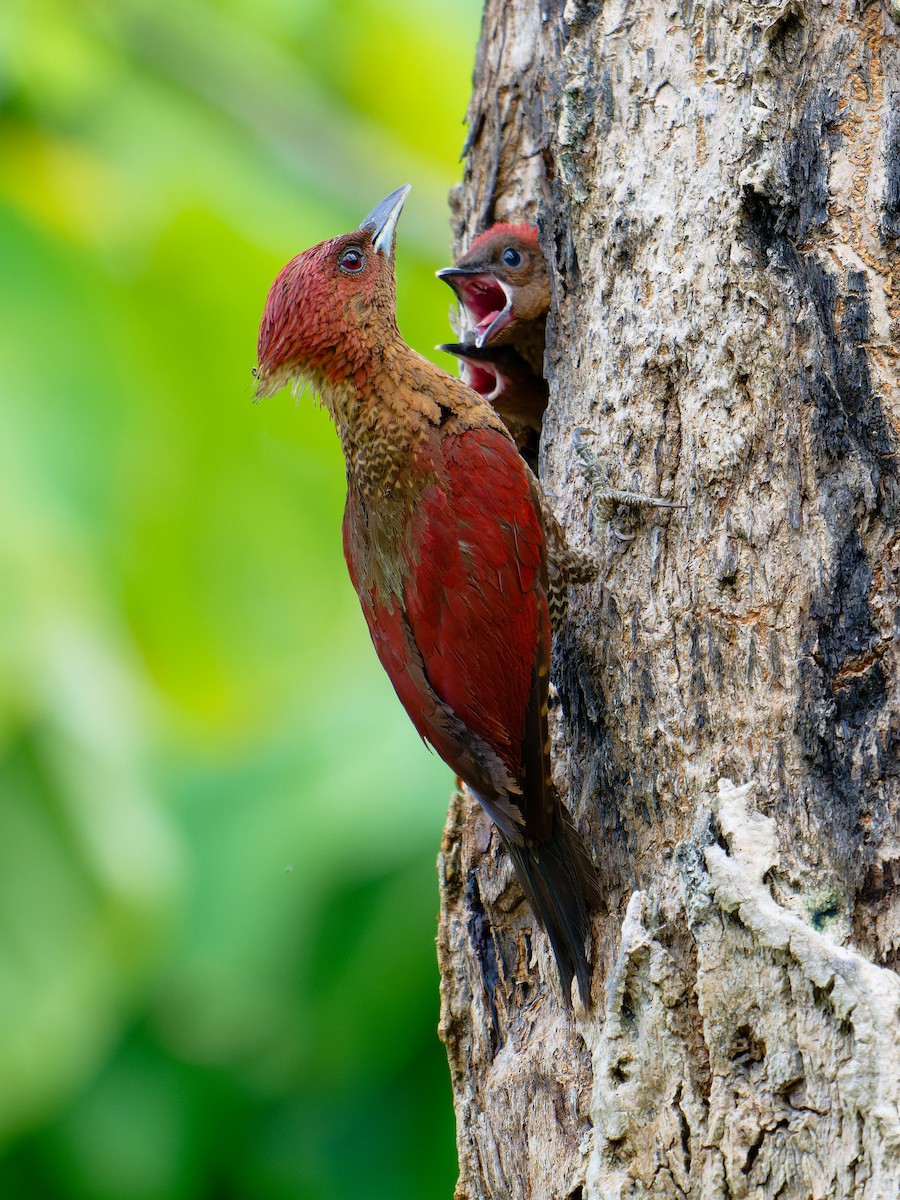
[0,1,481,1194]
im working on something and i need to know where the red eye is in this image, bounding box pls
[340,247,365,273]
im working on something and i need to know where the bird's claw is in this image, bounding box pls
[571,430,683,528]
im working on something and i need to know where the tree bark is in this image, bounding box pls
[436,2,900,1198]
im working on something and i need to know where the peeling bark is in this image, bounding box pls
[437,2,900,1197]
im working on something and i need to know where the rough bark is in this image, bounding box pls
[436,2,900,1198]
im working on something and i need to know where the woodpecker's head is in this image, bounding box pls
[255,185,410,397]
[436,223,548,348]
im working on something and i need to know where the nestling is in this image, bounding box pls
[437,222,549,376]
[437,340,548,434]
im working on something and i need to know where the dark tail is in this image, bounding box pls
[502,811,599,1007]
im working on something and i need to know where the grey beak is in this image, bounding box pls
[435,265,482,281]
[359,185,411,255]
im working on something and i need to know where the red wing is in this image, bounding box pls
[357,587,530,843]
[343,426,553,842]
[403,428,545,780]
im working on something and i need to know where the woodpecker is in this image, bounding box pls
[436,341,548,433]
[256,187,597,1005]
[436,222,549,376]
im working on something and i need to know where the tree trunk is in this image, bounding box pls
[436,2,900,1197]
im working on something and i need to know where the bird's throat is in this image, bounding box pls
[321,375,433,605]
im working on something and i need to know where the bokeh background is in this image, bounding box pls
[0,1,483,1196]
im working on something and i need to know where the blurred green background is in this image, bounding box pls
[0,1,482,1196]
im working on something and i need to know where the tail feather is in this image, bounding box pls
[502,812,597,1006]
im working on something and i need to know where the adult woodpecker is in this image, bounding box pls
[255,187,597,1005]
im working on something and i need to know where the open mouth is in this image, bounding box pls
[458,356,504,401]
[438,343,508,402]
[439,271,512,345]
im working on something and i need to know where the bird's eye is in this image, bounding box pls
[501,246,522,268]
[340,247,365,274]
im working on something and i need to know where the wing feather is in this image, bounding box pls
[344,424,553,841]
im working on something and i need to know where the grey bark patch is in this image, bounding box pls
[465,871,501,1056]
[883,106,900,240]
[797,530,888,888]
